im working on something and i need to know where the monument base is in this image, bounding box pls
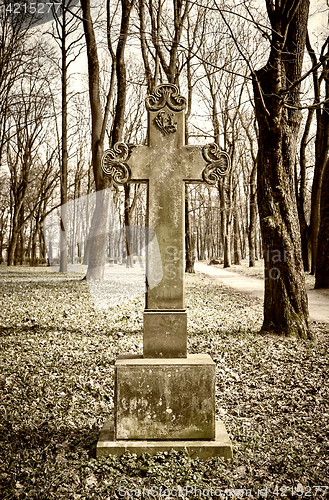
[115,354,216,440]
[96,420,233,460]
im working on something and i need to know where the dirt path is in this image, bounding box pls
[195,262,329,324]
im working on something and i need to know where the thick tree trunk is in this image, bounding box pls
[252,0,311,339]
[85,190,110,280]
[8,226,19,266]
[81,0,109,279]
[256,121,308,338]
[315,159,329,288]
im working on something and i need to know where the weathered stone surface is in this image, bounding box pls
[143,310,187,357]
[98,85,232,459]
[115,354,215,440]
[102,85,230,356]
[97,420,233,460]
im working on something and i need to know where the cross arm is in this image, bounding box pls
[182,143,231,184]
[101,143,152,183]
[101,142,230,185]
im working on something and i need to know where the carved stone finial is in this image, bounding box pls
[102,142,131,184]
[146,84,187,112]
[202,143,230,185]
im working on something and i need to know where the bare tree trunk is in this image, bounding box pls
[17,205,25,265]
[124,184,133,268]
[252,0,310,339]
[31,218,39,266]
[59,3,68,273]
[315,157,329,288]
[233,208,241,265]
[249,163,257,267]
[81,0,112,279]
[185,184,194,273]
[310,38,329,274]
[218,180,231,268]
[298,88,313,272]
[8,224,19,266]
[85,190,110,280]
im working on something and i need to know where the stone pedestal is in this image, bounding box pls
[115,354,214,440]
[96,354,233,460]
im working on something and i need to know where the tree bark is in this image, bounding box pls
[315,158,329,288]
[310,38,329,274]
[111,0,135,146]
[298,90,313,272]
[252,0,311,339]
[59,3,68,273]
[249,163,257,267]
[185,184,195,273]
[81,0,115,280]
[124,184,135,268]
[233,207,241,265]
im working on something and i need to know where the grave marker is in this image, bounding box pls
[97,84,233,459]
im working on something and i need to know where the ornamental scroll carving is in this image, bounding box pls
[146,84,187,112]
[202,143,230,185]
[102,142,131,185]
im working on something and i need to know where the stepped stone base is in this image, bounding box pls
[96,420,233,460]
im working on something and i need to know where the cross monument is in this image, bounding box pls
[97,84,233,459]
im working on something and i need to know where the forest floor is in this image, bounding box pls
[195,260,329,324]
[0,265,328,499]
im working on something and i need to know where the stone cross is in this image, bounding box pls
[102,84,230,358]
[97,84,233,455]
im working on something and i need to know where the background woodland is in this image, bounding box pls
[0,0,328,338]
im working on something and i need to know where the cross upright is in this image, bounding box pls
[102,84,230,358]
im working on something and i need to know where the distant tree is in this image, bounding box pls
[28,149,59,266]
[0,171,10,261]
[199,11,253,268]
[239,107,258,267]
[315,38,329,288]
[309,37,329,275]
[0,0,34,164]
[46,0,85,272]
[80,0,136,279]
[6,59,52,266]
